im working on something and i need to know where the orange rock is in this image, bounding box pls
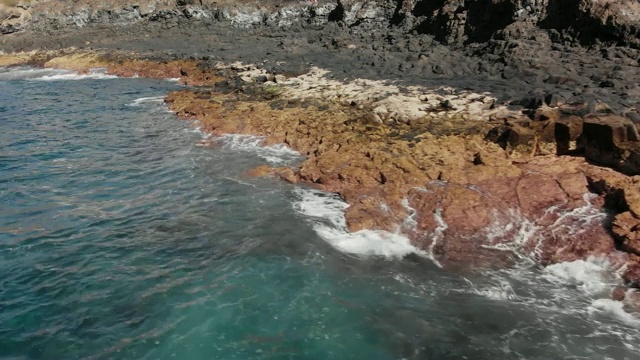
[165,86,637,270]
[614,212,640,255]
[246,166,298,183]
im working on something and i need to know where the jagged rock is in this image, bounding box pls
[403,157,616,268]
[164,82,632,272]
[506,124,537,157]
[554,115,584,154]
[613,212,640,256]
[409,0,640,47]
[579,115,640,175]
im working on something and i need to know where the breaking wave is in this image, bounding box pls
[127,96,166,106]
[29,68,118,81]
[0,67,71,81]
[218,134,300,165]
[292,188,426,259]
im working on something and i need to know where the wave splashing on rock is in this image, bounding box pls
[293,187,427,259]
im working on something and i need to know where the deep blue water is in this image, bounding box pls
[1,67,640,360]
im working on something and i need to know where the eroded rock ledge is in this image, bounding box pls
[2,49,640,308]
[163,64,640,284]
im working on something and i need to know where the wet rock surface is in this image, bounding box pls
[161,71,640,288]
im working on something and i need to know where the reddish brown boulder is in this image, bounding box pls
[515,172,567,218]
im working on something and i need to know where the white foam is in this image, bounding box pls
[0,67,70,81]
[470,278,517,301]
[542,257,615,294]
[218,134,300,165]
[128,96,165,106]
[480,209,541,259]
[293,188,426,259]
[184,124,212,141]
[32,68,118,81]
[588,299,640,327]
[424,209,447,268]
[399,197,417,233]
[547,193,607,236]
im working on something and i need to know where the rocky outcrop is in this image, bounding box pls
[584,165,640,287]
[406,0,640,47]
[0,1,31,34]
[580,115,640,173]
[484,102,640,175]
[0,0,348,34]
[3,0,640,52]
[0,49,225,85]
[162,68,640,285]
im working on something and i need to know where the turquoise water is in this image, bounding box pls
[1,67,640,360]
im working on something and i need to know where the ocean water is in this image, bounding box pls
[1,66,640,360]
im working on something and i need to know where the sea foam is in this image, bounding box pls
[29,68,118,81]
[293,188,426,259]
[218,134,300,165]
[542,257,616,294]
[128,96,166,106]
[588,299,640,327]
[0,67,70,81]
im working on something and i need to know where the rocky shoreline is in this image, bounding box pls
[2,0,640,309]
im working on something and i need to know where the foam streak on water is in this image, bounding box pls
[128,96,166,106]
[0,66,70,80]
[218,133,301,165]
[33,69,119,81]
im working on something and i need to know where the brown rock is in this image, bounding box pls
[624,290,640,313]
[246,165,276,178]
[507,124,537,157]
[623,255,640,287]
[612,287,627,301]
[555,115,584,155]
[579,115,640,175]
[246,165,298,183]
[165,85,632,273]
[613,212,640,255]
[516,172,567,217]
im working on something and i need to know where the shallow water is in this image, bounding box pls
[1,67,640,360]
